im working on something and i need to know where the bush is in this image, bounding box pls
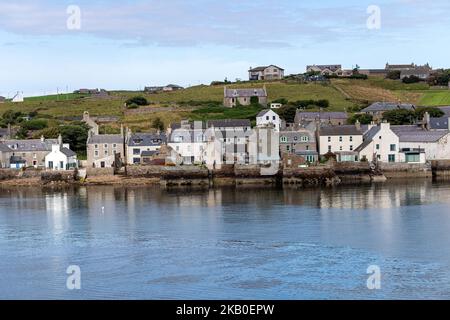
[415,107,445,118]
[127,103,139,109]
[402,75,421,84]
[21,119,48,131]
[382,109,416,125]
[152,117,165,131]
[386,71,401,80]
[349,114,373,125]
[125,96,148,106]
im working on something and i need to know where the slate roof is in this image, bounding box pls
[355,126,381,152]
[61,148,77,157]
[257,109,273,117]
[0,143,12,152]
[207,119,251,128]
[296,111,348,120]
[430,117,449,130]
[224,88,267,98]
[437,106,450,116]
[361,102,415,113]
[307,65,342,72]
[127,133,167,147]
[319,125,362,136]
[391,126,448,142]
[3,139,59,152]
[87,134,123,144]
[280,130,315,143]
[249,65,284,72]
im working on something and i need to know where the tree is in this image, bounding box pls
[349,114,373,125]
[59,123,90,155]
[415,107,445,119]
[382,109,416,125]
[125,96,148,106]
[386,71,401,80]
[250,96,260,105]
[277,105,297,123]
[152,117,165,131]
[2,110,24,125]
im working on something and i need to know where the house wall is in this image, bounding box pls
[224,96,268,108]
[87,142,122,168]
[399,135,450,161]
[168,142,206,165]
[45,151,75,170]
[256,111,281,131]
[319,134,363,155]
[9,151,49,168]
[358,124,400,162]
[126,145,162,165]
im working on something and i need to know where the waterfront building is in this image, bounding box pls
[318,124,364,161]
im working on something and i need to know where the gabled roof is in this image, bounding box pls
[296,111,348,120]
[87,134,123,144]
[207,119,251,128]
[391,126,448,142]
[249,65,284,72]
[61,148,77,157]
[224,88,267,98]
[355,126,381,152]
[3,139,58,152]
[127,133,167,147]
[319,125,362,136]
[362,102,415,113]
[430,117,449,130]
[257,109,276,117]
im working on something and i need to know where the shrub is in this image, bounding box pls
[125,96,148,106]
[127,103,139,109]
[21,119,48,130]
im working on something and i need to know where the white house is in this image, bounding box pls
[45,142,78,170]
[12,92,24,103]
[168,121,207,165]
[248,65,285,81]
[356,122,400,163]
[256,109,281,132]
[318,125,364,161]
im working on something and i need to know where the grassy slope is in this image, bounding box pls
[1,78,450,132]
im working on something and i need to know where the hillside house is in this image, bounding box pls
[248,65,285,81]
[360,102,416,121]
[256,110,281,132]
[223,86,268,108]
[295,111,348,126]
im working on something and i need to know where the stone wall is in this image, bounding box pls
[379,163,431,179]
[41,171,77,184]
[0,168,42,181]
[86,167,115,177]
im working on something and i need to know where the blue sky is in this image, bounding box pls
[1,0,449,97]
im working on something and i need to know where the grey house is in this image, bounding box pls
[223,86,268,108]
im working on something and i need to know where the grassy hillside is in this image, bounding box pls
[1,78,450,132]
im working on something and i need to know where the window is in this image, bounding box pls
[294,136,298,141]
[266,116,269,120]
[406,154,420,163]
[133,148,140,155]
[94,151,99,157]
[376,144,380,150]
[104,150,108,156]
[104,144,108,149]
[273,116,276,120]
[350,136,353,142]
[340,146,343,151]
[328,137,331,143]
[60,161,64,169]
[113,144,117,148]
[301,136,309,142]
[328,146,332,152]
[350,145,353,151]
[95,144,98,149]
[306,145,309,150]
[390,144,396,151]
[280,137,288,143]
[388,154,396,163]
[339,137,343,142]
[48,161,53,169]
[133,158,140,164]
[286,145,290,151]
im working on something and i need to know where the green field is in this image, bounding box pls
[1,78,450,132]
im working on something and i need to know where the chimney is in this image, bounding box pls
[120,124,124,137]
[7,123,11,139]
[423,112,431,130]
[355,119,361,131]
[57,134,63,146]
[40,135,45,142]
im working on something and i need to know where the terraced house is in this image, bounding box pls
[86,134,124,168]
[279,128,318,163]
[126,132,167,165]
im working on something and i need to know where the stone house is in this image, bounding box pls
[2,136,60,168]
[86,134,124,168]
[126,132,167,165]
[248,65,285,81]
[223,86,268,108]
[279,129,318,163]
[295,111,348,126]
[360,102,416,122]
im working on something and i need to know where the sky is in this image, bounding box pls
[0,0,450,97]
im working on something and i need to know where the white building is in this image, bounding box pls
[256,109,281,132]
[45,143,78,170]
[318,125,364,161]
[356,122,400,163]
[168,121,207,165]
[12,92,24,103]
[248,65,285,81]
